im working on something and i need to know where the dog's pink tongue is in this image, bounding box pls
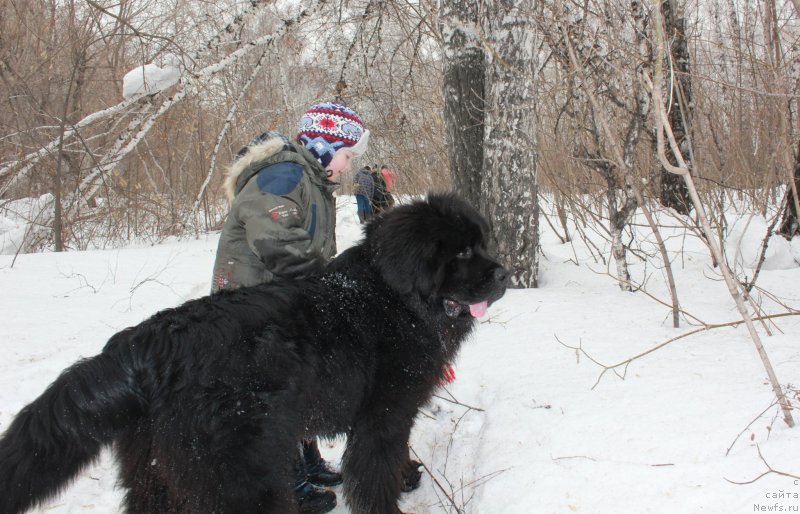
[469,301,488,318]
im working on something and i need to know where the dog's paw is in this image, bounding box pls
[400,459,423,492]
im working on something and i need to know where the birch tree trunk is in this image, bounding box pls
[481,0,539,288]
[606,170,637,291]
[778,140,800,238]
[659,0,693,215]
[778,0,800,240]
[550,4,640,292]
[440,0,485,209]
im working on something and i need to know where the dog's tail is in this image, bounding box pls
[0,350,145,513]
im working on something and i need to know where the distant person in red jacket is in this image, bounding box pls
[372,164,396,215]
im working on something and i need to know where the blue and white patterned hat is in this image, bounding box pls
[297,102,369,168]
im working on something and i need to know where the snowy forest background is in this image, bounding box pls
[2,0,799,260]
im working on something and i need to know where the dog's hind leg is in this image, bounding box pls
[199,436,300,514]
[202,392,303,513]
[117,426,175,514]
[182,392,303,513]
[118,424,299,514]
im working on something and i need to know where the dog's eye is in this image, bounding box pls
[456,247,473,259]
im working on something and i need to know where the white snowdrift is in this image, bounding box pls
[724,214,800,270]
[0,198,798,513]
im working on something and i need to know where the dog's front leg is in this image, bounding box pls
[341,416,413,514]
[400,451,423,493]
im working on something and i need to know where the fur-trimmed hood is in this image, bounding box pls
[223,137,289,202]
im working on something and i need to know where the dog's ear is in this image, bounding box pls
[365,206,441,298]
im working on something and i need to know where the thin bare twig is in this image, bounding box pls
[556,312,800,389]
[725,401,780,456]
[725,445,800,485]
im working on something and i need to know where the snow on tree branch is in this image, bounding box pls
[0,0,323,201]
[81,0,325,203]
[0,97,148,193]
[122,54,184,100]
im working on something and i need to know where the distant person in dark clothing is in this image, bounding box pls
[353,165,375,223]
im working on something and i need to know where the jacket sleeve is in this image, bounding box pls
[235,189,324,280]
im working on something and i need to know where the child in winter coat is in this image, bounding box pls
[212,102,368,291]
[210,102,369,514]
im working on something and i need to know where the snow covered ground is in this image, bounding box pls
[1,195,799,513]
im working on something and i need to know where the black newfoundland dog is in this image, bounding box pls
[0,193,507,514]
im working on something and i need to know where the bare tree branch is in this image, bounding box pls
[650,2,795,428]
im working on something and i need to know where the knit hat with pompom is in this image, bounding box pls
[297,102,369,168]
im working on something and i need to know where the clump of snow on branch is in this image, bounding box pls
[122,54,184,100]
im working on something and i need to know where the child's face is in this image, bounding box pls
[326,148,356,181]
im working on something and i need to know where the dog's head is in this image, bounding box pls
[365,193,507,319]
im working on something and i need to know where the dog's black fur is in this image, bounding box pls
[0,193,507,514]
